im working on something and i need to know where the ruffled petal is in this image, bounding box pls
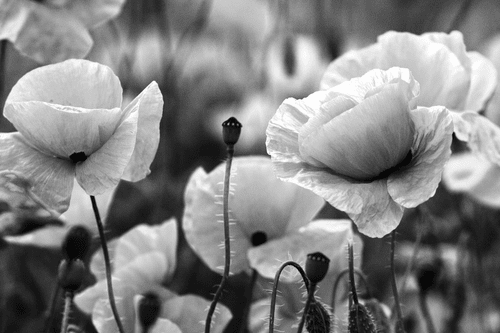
[443,153,500,208]
[421,31,471,71]
[0,133,74,213]
[4,101,123,158]
[388,106,453,207]
[161,295,232,333]
[247,220,354,281]
[0,1,92,64]
[463,51,498,112]
[451,111,500,165]
[121,81,164,182]
[182,167,251,274]
[6,59,122,108]
[75,108,138,195]
[114,219,178,282]
[300,81,415,180]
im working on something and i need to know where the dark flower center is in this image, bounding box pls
[251,231,267,246]
[69,152,87,163]
[376,150,413,180]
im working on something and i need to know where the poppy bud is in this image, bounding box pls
[305,300,331,333]
[138,292,162,330]
[222,117,242,146]
[305,252,330,283]
[62,225,92,260]
[348,303,377,333]
[58,259,85,292]
[362,298,391,333]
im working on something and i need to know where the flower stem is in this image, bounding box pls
[331,267,369,321]
[238,269,259,333]
[418,291,436,333]
[269,261,309,333]
[0,40,7,109]
[43,280,60,333]
[90,195,125,333]
[60,291,73,333]
[390,230,405,333]
[205,145,234,333]
[296,282,317,333]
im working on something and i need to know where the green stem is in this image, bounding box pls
[60,291,73,333]
[205,145,234,333]
[90,195,125,333]
[390,230,405,333]
[296,282,317,333]
[238,269,259,333]
[269,261,309,333]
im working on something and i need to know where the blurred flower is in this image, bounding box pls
[266,67,453,237]
[0,0,125,64]
[74,219,232,333]
[321,30,496,113]
[183,155,358,280]
[0,59,163,213]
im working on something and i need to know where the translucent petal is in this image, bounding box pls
[247,220,354,281]
[161,295,232,333]
[6,59,122,108]
[4,101,123,158]
[75,109,138,195]
[66,0,125,28]
[300,82,415,180]
[0,133,74,213]
[114,219,178,282]
[464,51,498,112]
[121,81,164,182]
[443,153,500,208]
[387,106,453,208]
[0,1,92,64]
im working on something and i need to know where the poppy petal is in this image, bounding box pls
[464,51,497,112]
[387,106,453,208]
[121,81,164,182]
[0,132,74,213]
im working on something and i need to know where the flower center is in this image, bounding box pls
[251,231,267,246]
[376,150,413,180]
[69,152,88,163]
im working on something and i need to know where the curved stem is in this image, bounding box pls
[331,268,370,318]
[348,242,358,305]
[269,261,309,333]
[205,146,234,333]
[296,282,317,333]
[60,291,73,333]
[391,230,405,333]
[90,195,125,333]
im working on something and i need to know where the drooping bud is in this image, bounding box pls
[305,300,331,333]
[138,292,162,330]
[62,225,92,260]
[305,252,330,283]
[222,117,242,146]
[347,303,377,333]
[58,259,86,292]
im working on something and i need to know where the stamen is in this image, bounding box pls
[69,152,87,163]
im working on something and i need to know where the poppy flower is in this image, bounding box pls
[183,155,358,281]
[0,0,125,64]
[266,67,454,237]
[74,219,232,333]
[0,59,163,214]
[320,30,496,113]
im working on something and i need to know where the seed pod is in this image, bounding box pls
[305,300,331,333]
[58,259,86,292]
[362,298,391,333]
[222,117,242,146]
[62,225,92,260]
[347,303,377,333]
[305,252,330,284]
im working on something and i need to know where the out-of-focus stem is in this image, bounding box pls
[391,230,406,333]
[59,291,73,333]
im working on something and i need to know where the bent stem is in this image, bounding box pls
[296,282,317,333]
[269,261,309,333]
[331,267,370,322]
[60,291,73,333]
[205,145,234,333]
[90,195,125,333]
[391,230,405,333]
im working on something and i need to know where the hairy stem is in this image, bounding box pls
[90,195,125,333]
[59,291,73,333]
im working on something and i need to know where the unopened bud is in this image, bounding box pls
[138,292,162,330]
[348,303,377,333]
[62,225,92,260]
[222,117,242,146]
[305,300,331,333]
[58,259,85,291]
[305,252,330,283]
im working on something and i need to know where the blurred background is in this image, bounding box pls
[2,0,500,332]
